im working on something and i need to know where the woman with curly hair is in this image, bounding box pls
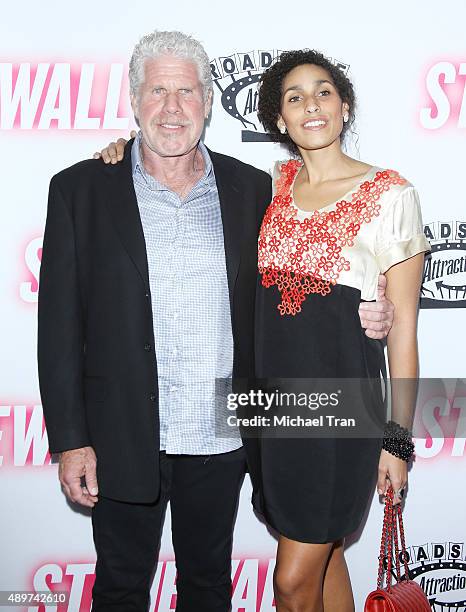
[248,49,430,611]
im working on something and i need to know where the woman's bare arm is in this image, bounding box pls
[377,252,425,503]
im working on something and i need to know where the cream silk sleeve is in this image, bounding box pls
[374,185,431,272]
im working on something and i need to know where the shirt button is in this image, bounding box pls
[170,386,178,393]
[144,343,151,351]
[149,393,156,402]
[173,312,179,320]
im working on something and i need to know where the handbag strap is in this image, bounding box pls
[377,487,393,589]
[396,501,411,579]
[392,506,401,581]
[377,486,410,590]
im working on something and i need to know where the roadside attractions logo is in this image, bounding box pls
[209,51,349,142]
[421,221,466,308]
[393,541,466,610]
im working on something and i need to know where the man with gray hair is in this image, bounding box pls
[38,30,393,611]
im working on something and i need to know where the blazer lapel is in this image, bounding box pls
[209,150,244,304]
[104,139,150,290]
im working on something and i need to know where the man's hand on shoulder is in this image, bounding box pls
[93,130,137,164]
[59,446,99,508]
[359,273,395,339]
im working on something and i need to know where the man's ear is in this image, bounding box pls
[130,94,139,121]
[205,89,213,119]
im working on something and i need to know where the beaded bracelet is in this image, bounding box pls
[382,420,415,462]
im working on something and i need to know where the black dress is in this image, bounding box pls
[244,160,430,543]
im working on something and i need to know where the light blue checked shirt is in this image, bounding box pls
[131,133,241,454]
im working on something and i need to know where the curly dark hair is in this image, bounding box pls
[257,49,356,155]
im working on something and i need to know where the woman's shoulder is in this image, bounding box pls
[271,158,301,192]
[371,167,415,192]
[365,169,426,244]
[368,167,419,208]
[271,158,300,175]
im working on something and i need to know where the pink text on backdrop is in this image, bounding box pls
[0,405,51,467]
[29,559,277,612]
[20,236,42,303]
[420,61,466,129]
[0,63,130,130]
[414,397,466,459]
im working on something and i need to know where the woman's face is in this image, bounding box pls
[277,63,349,153]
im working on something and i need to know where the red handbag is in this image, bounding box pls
[364,487,431,611]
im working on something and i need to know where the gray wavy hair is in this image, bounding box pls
[129,30,213,100]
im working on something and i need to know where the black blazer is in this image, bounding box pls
[38,141,272,503]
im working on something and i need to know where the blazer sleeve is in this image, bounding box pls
[37,175,90,453]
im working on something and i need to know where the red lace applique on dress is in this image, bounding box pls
[258,160,406,316]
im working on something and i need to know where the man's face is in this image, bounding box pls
[131,55,212,158]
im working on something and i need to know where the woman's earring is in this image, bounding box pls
[280,124,287,134]
[343,114,349,123]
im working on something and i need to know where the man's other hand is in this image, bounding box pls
[359,274,395,339]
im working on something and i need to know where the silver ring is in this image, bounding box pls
[395,488,405,498]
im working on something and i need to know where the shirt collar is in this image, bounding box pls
[131,131,214,192]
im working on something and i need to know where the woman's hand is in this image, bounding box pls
[377,449,407,505]
[93,130,137,164]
